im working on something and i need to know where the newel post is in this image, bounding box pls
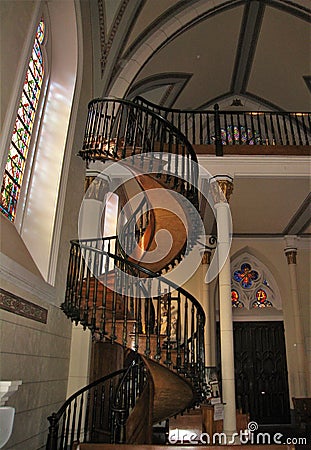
[214,104,223,156]
[46,413,59,450]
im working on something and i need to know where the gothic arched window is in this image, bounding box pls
[0,19,46,222]
[231,254,280,310]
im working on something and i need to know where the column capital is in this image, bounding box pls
[201,250,211,265]
[285,248,297,265]
[284,235,298,264]
[210,175,234,203]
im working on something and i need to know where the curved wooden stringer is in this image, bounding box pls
[50,97,213,448]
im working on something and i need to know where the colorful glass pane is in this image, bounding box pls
[233,263,259,289]
[231,290,244,308]
[1,20,45,221]
[252,289,273,308]
[221,125,260,145]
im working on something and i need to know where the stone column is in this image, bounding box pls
[284,236,308,397]
[210,175,236,439]
[201,249,213,367]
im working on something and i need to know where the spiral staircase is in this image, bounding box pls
[46,98,214,449]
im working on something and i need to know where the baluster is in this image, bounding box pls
[110,257,117,342]
[214,104,223,156]
[76,393,84,444]
[65,244,74,311]
[72,245,81,315]
[108,380,114,441]
[91,251,99,332]
[301,114,309,145]
[263,113,269,144]
[288,113,296,145]
[294,113,303,145]
[243,112,249,144]
[199,112,203,144]
[237,113,242,144]
[83,262,92,328]
[59,411,66,450]
[64,404,71,450]
[307,113,311,143]
[190,303,195,367]
[84,391,91,442]
[88,103,99,152]
[276,112,283,145]
[224,113,228,146]
[282,114,290,145]
[192,112,196,144]
[99,384,105,428]
[269,113,276,144]
[145,296,151,358]
[141,110,149,153]
[91,387,98,441]
[184,298,189,372]
[250,113,256,144]
[256,113,263,145]
[155,289,162,361]
[70,398,78,449]
[206,112,211,144]
[83,107,92,150]
[176,292,182,370]
[122,274,129,348]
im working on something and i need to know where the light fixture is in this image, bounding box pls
[230,98,243,107]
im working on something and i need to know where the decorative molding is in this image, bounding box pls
[127,73,192,107]
[98,0,130,75]
[0,252,56,305]
[0,288,48,323]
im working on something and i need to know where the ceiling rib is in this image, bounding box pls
[283,192,311,235]
[231,0,266,94]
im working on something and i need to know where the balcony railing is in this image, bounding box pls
[134,97,311,156]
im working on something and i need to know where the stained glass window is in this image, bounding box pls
[233,263,259,289]
[220,125,260,145]
[231,258,277,310]
[252,289,273,308]
[231,290,244,308]
[0,19,45,222]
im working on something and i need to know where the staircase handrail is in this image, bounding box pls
[84,96,198,163]
[71,237,205,327]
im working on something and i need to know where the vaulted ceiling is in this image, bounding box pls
[89,0,311,238]
[94,0,311,112]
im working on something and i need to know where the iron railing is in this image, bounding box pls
[80,97,199,207]
[62,236,208,399]
[46,355,148,450]
[134,96,311,153]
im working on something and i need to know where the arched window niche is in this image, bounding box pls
[0,1,79,286]
[230,251,283,321]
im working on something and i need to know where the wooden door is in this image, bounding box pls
[233,321,290,424]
